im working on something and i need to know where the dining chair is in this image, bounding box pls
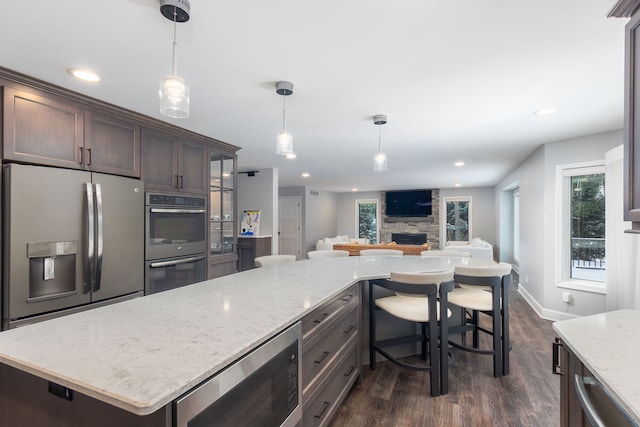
[359,249,404,256]
[254,254,296,267]
[307,250,350,259]
[447,262,512,377]
[369,270,455,396]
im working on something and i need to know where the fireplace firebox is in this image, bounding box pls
[391,233,427,245]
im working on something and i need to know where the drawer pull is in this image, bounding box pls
[314,351,330,364]
[343,325,355,335]
[344,365,356,377]
[341,294,354,302]
[314,313,330,324]
[314,401,331,419]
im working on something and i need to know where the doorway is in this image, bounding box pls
[278,196,302,259]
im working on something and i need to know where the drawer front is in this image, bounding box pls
[302,286,359,344]
[303,343,359,427]
[303,307,358,397]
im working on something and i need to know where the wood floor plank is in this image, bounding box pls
[330,275,560,427]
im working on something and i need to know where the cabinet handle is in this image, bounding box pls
[314,351,330,365]
[344,365,356,377]
[86,148,92,165]
[313,313,329,324]
[341,294,354,302]
[178,175,184,188]
[173,175,179,188]
[343,325,355,335]
[314,401,330,420]
[78,147,84,165]
[552,339,563,376]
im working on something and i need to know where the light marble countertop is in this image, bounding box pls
[553,309,640,423]
[0,256,480,416]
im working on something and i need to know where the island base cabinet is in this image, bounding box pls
[0,364,169,427]
[302,342,359,427]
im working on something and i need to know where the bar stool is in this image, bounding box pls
[421,250,471,257]
[359,249,404,256]
[369,270,455,396]
[307,250,349,259]
[254,255,296,267]
[447,262,512,377]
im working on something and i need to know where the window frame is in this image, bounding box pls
[442,196,472,247]
[555,161,607,294]
[355,199,379,244]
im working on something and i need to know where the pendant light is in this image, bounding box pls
[159,0,190,118]
[373,114,388,172]
[276,81,294,156]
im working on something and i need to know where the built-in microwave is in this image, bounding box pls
[145,192,207,261]
[174,322,302,427]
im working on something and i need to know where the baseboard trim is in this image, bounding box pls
[517,284,580,322]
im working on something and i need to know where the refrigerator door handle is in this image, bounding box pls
[85,183,95,293]
[94,183,104,292]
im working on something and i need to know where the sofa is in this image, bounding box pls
[316,235,370,251]
[444,237,494,259]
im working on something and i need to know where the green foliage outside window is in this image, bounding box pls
[358,202,377,244]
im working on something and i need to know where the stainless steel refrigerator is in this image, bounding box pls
[2,163,144,329]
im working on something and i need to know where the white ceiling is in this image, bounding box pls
[0,0,628,192]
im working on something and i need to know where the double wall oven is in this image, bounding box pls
[145,193,208,294]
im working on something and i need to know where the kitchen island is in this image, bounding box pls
[553,310,640,425]
[0,255,473,424]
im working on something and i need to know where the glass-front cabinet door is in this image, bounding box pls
[210,153,235,256]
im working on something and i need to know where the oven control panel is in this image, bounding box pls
[147,193,206,207]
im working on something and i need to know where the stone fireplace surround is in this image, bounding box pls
[380,189,440,249]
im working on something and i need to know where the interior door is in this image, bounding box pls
[278,197,301,259]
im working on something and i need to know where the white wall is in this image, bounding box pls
[237,168,278,253]
[496,130,622,320]
[337,192,381,238]
[439,187,495,249]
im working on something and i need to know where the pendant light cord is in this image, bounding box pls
[171,7,178,76]
[282,95,287,132]
[378,125,382,153]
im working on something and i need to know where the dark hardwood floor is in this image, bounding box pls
[330,274,560,427]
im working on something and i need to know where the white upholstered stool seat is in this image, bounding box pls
[359,249,404,256]
[307,249,349,259]
[448,287,499,311]
[369,270,455,396]
[254,254,296,267]
[421,250,471,258]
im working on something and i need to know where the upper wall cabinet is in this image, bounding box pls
[3,85,141,177]
[141,127,208,194]
[624,11,640,229]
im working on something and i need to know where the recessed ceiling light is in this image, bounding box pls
[302,173,310,177]
[455,183,461,187]
[68,68,100,82]
[534,107,558,116]
[285,153,297,159]
[454,161,465,167]
[352,188,358,192]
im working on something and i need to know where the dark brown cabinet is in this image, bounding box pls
[84,109,141,177]
[623,7,640,229]
[238,236,272,271]
[3,85,84,169]
[3,86,141,177]
[141,128,207,194]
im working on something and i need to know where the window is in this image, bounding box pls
[558,164,606,291]
[513,189,520,266]
[356,199,378,244]
[444,197,471,245]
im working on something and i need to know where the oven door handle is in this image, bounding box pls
[150,256,207,268]
[150,208,206,214]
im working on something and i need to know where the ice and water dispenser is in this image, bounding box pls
[27,241,78,302]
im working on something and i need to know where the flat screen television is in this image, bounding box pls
[385,189,432,217]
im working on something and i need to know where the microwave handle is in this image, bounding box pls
[150,256,206,268]
[150,208,206,214]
